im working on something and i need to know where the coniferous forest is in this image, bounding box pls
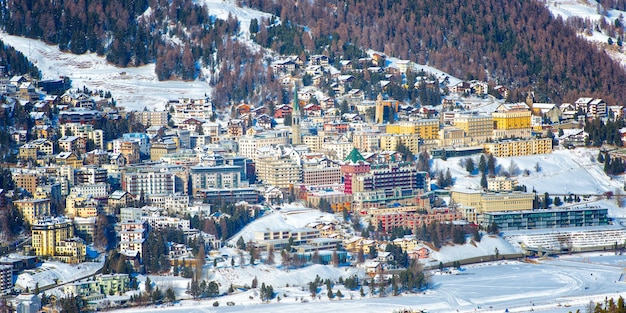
[240,0,626,105]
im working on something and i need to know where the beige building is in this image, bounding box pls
[438,126,466,147]
[379,134,420,155]
[352,131,381,152]
[256,154,302,188]
[133,110,169,127]
[453,114,493,142]
[451,190,534,223]
[302,162,342,186]
[13,173,41,195]
[119,141,140,164]
[238,130,290,161]
[483,138,552,157]
[303,135,323,151]
[487,177,518,192]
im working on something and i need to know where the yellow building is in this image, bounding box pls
[31,217,85,263]
[18,144,38,160]
[492,103,532,139]
[451,190,534,223]
[386,119,440,140]
[56,152,83,168]
[483,138,553,158]
[379,133,420,154]
[150,141,178,161]
[453,114,493,142]
[14,198,51,225]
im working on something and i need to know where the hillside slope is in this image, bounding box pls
[243,0,626,104]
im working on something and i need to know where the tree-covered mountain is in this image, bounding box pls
[0,39,40,79]
[241,0,626,104]
[0,0,279,106]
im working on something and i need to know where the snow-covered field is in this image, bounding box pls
[434,147,623,197]
[112,252,626,313]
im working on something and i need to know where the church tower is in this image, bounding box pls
[291,86,302,145]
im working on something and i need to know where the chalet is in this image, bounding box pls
[227,119,246,137]
[255,114,274,130]
[339,60,353,71]
[303,103,322,116]
[146,125,166,137]
[109,152,127,166]
[271,58,296,74]
[312,74,324,86]
[451,81,471,94]
[305,65,325,76]
[12,130,27,143]
[19,82,39,101]
[237,102,251,115]
[108,190,134,209]
[274,104,293,118]
[574,97,607,119]
[408,246,431,259]
[309,55,330,67]
[10,75,27,87]
[179,118,204,132]
[469,80,488,96]
[371,53,386,66]
[364,261,383,276]
[494,85,510,99]
[250,106,267,116]
[367,66,383,73]
[56,152,82,168]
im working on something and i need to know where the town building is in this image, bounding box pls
[483,138,552,157]
[386,119,440,140]
[14,198,51,225]
[31,217,86,264]
[479,206,609,231]
[189,165,243,196]
[492,103,532,139]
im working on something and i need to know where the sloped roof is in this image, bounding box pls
[345,147,366,163]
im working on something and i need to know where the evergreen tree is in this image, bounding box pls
[465,158,475,174]
[478,155,487,174]
[480,172,488,189]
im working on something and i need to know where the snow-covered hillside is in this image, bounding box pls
[0,32,212,112]
[0,0,274,111]
[434,147,623,196]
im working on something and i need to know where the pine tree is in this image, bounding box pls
[465,158,475,174]
[479,155,487,174]
[480,172,488,189]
